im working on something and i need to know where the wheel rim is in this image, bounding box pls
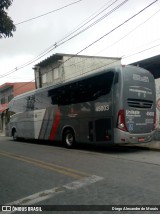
[66,133,74,146]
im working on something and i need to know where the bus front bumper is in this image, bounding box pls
[114,128,155,144]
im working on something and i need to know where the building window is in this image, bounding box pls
[8,94,14,102]
[1,97,5,104]
[47,71,53,83]
[54,68,59,79]
[42,73,47,84]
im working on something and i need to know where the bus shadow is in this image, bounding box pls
[73,143,149,154]
[10,138,149,155]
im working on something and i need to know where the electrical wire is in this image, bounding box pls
[33,0,158,84]
[0,0,126,78]
[65,6,160,69]
[123,43,160,60]
[55,0,120,45]
[0,0,158,81]
[15,0,83,25]
[55,0,129,47]
[95,7,160,56]
[9,38,160,90]
[13,39,160,96]
[11,59,120,95]
[60,0,158,65]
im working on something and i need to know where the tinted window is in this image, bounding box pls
[9,97,27,113]
[49,71,114,105]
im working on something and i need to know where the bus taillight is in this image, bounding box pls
[117,109,128,132]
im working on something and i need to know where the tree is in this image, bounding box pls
[0,0,16,38]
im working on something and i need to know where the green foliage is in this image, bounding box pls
[0,0,16,38]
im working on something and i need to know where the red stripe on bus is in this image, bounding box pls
[50,110,61,140]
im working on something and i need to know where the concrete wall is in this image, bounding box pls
[155,78,160,139]
[36,55,121,88]
[63,56,121,82]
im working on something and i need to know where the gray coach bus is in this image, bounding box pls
[6,65,156,148]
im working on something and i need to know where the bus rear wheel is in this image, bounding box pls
[63,129,75,148]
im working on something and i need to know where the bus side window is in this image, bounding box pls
[49,71,115,105]
[26,95,35,111]
[91,71,114,100]
[9,99,25,114]
[113,72,119,85]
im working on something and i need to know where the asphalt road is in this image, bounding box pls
[0,136,160,214]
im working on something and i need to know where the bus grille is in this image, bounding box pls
[127,99,153,109]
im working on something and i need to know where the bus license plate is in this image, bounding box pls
[138,138,145,142]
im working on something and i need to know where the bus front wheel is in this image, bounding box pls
[63,129,75,148]
[12,129,18,141]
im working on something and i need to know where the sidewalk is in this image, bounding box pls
[0,132,5,137]
[130,140,160,151]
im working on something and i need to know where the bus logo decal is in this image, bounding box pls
[50,109,61,140]
[146,112,154,116]
[95,102,109,112]
[128,123,133,131]
[126,110,140,116]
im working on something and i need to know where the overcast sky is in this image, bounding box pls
[0,0,160,85]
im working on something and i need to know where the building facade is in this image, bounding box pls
[0,82,35,134]
[33,53,121,88]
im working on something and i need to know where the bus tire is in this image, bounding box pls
[63,129,75,148]
[12,129,18,141]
